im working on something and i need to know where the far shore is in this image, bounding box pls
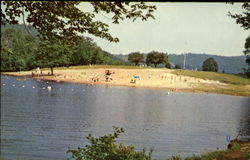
[1,67,250,96]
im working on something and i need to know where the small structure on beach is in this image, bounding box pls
[130,75,141,83]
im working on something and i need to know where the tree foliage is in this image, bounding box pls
[128,52,144,65]
[165,62,171,69]
[67,127,153,160]
[228,2,250,30]
[0,25,128,72]
[1,28,39,71]
[35,40,72,75]
[175,64,181,69]
[1,1,156,44]
[244,35,250,64]
[243,35,250,77]
[202,57,218,72]
[229,2,250,76]
[146,51,169,67]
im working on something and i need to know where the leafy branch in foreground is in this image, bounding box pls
[67,127,153,160]
[228,2,250,30]
[1,1,156,44]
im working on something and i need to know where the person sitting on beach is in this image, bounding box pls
[105,70,113,82]
[130,78,136,83]
[105,70,112,76]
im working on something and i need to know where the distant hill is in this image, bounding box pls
[169,53,248,74]
[1,23,39,36]
[2,24,247,73]
[1,24,128,70]
[115,53,248,74]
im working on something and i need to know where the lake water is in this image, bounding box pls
[1,75,249,160]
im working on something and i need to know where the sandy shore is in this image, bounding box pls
[2,68,250,96]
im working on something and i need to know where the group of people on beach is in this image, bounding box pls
[31,67,51,77]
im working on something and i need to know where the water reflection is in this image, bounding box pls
[1,75,249,160]
[238,104,250,137]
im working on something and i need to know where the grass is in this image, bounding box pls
[54,65,145,70]
[37,65,172,71]
[29,65,144,71]
[166,141,249,160]
[172,69,250,85]
[166,151,225,160]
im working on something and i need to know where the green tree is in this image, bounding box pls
[1,25,128,72]
[229,2,250,76]
[202,57,218,72]
[174,64,181,69]
[243,35,250,77]
[146,51,169,67]
[165,62,171,69]
[67,127,153,160]
[1,2,156,44]
[1,28,38,71]
[128,52,144,65]
[35,40,72,75]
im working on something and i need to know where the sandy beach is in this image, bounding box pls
[3,67,249,96]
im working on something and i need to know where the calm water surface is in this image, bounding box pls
[1,75,249,160]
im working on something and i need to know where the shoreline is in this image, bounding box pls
[1,68,250,97]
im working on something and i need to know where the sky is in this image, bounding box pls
[78,2,249,56]
[2,2,248,56]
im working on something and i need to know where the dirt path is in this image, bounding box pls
[224,142,250,160]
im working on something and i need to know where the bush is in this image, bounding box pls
[166,155,182,160]
[165,62,172,69]
[202,57,218,72]
[175,64,181,69]
[67,127,153,160]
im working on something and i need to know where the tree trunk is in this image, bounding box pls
[50,66,53,75]
[154,63,157,67]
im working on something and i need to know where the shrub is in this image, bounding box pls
[67,127,153,160]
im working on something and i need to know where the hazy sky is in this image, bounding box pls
[78,2,249,56]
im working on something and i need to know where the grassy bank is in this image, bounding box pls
[194,83,250,96]
[172,70,250,85]
[39,65,145,71]
[167,141,250,160]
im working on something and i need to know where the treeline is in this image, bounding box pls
[117,53,249,73]
[1,25,128,72]
[128,51,171,68]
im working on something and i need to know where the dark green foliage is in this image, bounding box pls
[202,57,218,72]
[244,35,250,57]
[228,2,250,76]
[128,52,144,65]
[146,51,169,67]
[243,35,250,77]
[0,24,127,72]
[175,64,181,69]
[35,40,72,75]
[228,2,250,30]
[1,28,39,71]
[165,62,171,69]
[1,2,156,44]
[67,127,153,160]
